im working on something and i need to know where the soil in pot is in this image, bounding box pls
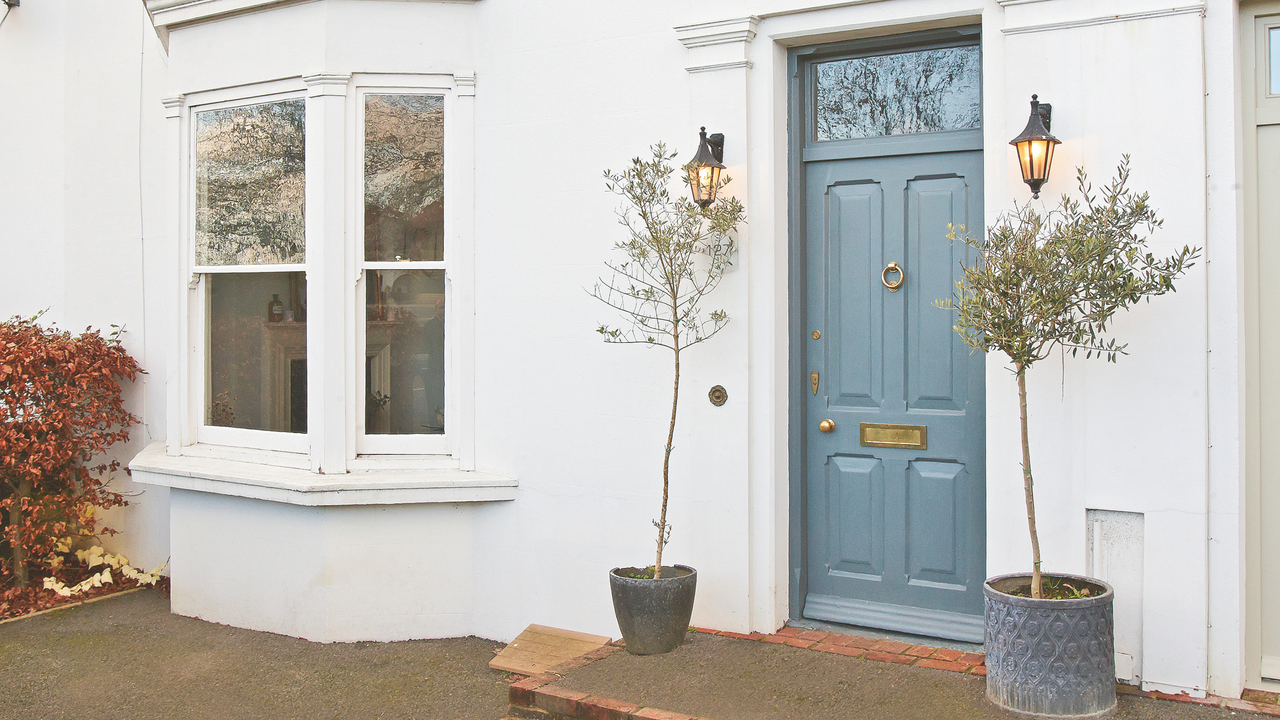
[984,573,1116,718]
[609,565,696,656]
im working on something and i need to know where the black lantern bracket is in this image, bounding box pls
[706,131,725,164]
[1036,100,1052,133]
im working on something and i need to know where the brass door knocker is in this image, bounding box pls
[882,261,904,292]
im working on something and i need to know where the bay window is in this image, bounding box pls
[176,74,472,470]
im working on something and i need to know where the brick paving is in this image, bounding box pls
[701,625,987,676]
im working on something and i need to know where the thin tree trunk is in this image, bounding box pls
[1016,364,1043,599]
[9,477,32,589]
[654,338,680,580]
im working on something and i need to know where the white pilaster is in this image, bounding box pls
[450,73,476,469]
[303,72,351,474]
[161,94,187,456]
[676,16,761,633]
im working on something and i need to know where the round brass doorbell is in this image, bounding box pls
[709,385,728,407]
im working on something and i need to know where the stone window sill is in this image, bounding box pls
[129,442,517,506]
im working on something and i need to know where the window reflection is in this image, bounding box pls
[195,99,306,266]
[814,45,981,141]
[364,94,445,262]
[365,269,444,435]
[207,272,307,432]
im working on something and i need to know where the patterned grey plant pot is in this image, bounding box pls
[984,573,1116,717]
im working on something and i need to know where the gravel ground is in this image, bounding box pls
[2,589,1268,720]
[0,589,511,720]
[556,631,1268,720]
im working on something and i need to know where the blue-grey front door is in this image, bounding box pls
[796,32,986,642]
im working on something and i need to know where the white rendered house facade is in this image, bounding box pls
[0,0,1276,701]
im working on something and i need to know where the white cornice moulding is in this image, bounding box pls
[675,16,758,74]
[145,0,312,32]
[144,0,479,33]
[455,74,476,97]
[161,95,186,119]
[1003,4,1205,35]
[303,72,351,96]
[675,16,759,49]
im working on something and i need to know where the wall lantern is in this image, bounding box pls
[1009,95,1060,199]
[687,127,725,208]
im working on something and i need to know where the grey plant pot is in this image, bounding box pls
[608,565,697,656]
[984,573,1116,717]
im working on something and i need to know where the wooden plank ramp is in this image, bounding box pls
[489,624,611,676]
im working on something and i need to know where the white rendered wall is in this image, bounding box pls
[168,489,480,641]
[0,1,171,573]
[0,0,1244,698]
[991,7,1213,697]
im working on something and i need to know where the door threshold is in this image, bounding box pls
[803,593,984,644]
[787,616,983,653]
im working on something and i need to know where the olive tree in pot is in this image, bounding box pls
[590,143,745,655]
[949,158,1198,716]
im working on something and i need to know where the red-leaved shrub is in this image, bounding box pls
[0,315,141,590]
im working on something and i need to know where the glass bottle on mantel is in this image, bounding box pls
[268,294,284,322]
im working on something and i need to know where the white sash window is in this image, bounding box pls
[175,74,475,470]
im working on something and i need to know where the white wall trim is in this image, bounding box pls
[130,441,516,506]
[688,60,755,74]
[144,0,478,33]
[1002,4,1206,36]
[161,95,185,119]
[675,17,759,49]
[455,74,476,97]
[302,72,351,96]
[675,16,758,74]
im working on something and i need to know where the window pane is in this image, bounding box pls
[1271,27,1280,95]
[365,269,444,435]
[195,99,306,266]
[364,94,445,262]
[814,45,981,141]
[207,272,307,433]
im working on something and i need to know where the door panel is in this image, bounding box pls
[906,178,968,411]
[829,182,884,408]
[803,150,985,642]
[906,460,966,588]
[828,455,884,578]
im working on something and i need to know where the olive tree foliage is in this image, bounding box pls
[590,143,745,579]
[947,157,1199,599]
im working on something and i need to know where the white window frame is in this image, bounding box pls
[172,72,477,472]
[352,77,457,457]
[183,80,310,456]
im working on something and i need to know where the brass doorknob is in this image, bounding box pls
[819,419,836,433]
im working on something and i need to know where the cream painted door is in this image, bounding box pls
[1252,11,1280,684]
